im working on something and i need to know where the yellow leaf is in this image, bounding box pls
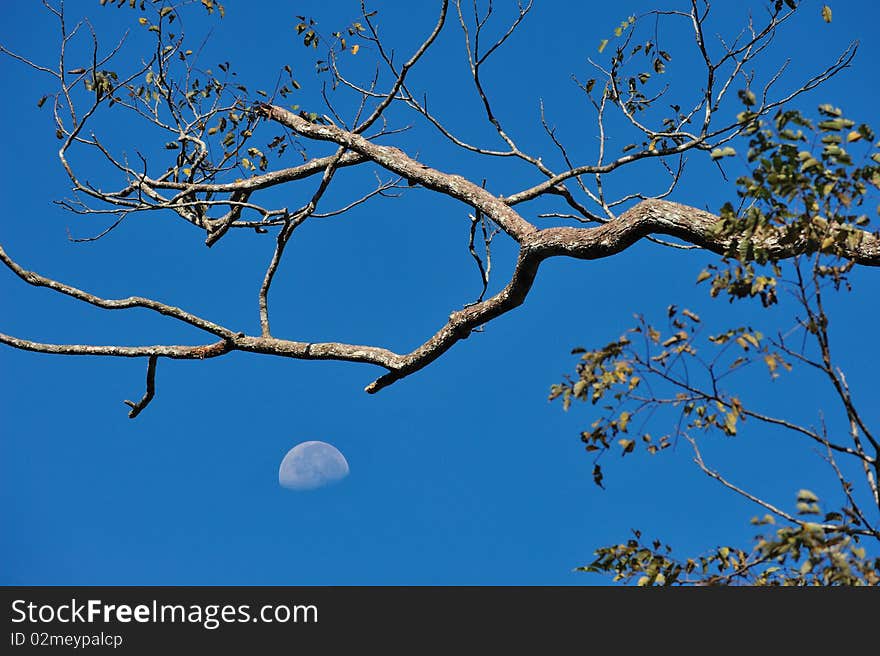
[821,5,832,23]
[351,44,360,55]
[139,17,148,25]
[696,270,711,283]
[724,412,737,435]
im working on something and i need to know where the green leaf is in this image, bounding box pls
[710,146,737,160]
[797,489,819,503]
[817,104,842,117]
[738,89,756,106]
[818,118,855,131]
[800,157,820,171]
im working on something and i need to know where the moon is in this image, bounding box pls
[278,441,350,490]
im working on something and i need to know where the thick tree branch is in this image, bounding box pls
[4,185,878,409]
[2,1,878,417]
[531,200,880,266]
[0,334,230,359]
[256,104,538,242]
[257,108,880,268]
[364,244,543,393]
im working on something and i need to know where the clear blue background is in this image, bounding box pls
[1,0,877,584]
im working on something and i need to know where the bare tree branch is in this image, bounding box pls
[688,437,874,537]
[124,355,158,419]
[2,0,877,422]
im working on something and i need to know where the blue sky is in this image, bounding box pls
[1,1,877,585]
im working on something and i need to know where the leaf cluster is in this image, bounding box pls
[703,106,879,303]
[581,492,879,586]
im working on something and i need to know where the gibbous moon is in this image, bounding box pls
[279,441,350,490]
